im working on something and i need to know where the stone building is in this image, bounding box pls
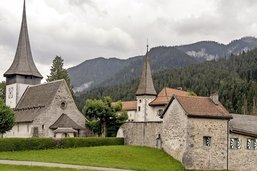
[4,1,90,138]
[119,44,257,171]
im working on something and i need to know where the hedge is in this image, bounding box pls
[0,137,124,152]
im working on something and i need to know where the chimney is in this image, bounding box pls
[210,92,219,105]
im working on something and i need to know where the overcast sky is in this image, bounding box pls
[1,0,257,81]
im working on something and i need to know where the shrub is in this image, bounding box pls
[60,137,124,148]
[0,138,56,152]
[0,137,124,152]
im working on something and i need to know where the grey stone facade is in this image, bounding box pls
[184,118,228,170]
[228,133,257,171]
[120,121,162,148]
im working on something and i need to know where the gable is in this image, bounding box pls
[150,87,190,106]
[16,80,62,110]
[161,95,232,119]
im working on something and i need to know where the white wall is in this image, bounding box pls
[136,95,156,121]
[127,110,136,121]
[5,123,32,138]
[6,83,28,108]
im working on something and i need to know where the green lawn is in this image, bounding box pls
[0,164,93,171]
[0,146,185,171]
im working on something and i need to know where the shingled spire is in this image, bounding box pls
[4,0,43,82]
[136,45,157,96]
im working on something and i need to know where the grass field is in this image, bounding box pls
[0,164,93,171]
[0,146,185,171]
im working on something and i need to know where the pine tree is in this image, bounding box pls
[47,56,74,96]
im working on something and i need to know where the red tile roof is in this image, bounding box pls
[121,101,137,111]
[149,87,190,106]
[162,95,232,119]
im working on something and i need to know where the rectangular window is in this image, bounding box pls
[17,124,19,132]
[138,106,141,111]
[203,136,211,146]
[247,138,257,150]
[230,138,241,149]
[27,124,29,132]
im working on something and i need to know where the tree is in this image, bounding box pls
[0,81,6,101]
[82,96,128,137]
[0,99,15,137]
[47,56,74,96]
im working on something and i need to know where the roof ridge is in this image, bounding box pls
[29,79,64,88]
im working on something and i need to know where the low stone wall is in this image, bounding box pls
[119,121,162,148]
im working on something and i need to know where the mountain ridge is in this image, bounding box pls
[68,36,257,92]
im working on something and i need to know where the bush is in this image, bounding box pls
[0,137,124,152]
[0,138,56,152]
[60,137,124,148]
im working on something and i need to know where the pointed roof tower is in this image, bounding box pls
[136,45,157,96]
[4,0,42,79]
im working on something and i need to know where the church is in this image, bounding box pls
[4,1,90,138]
[118,46,257,170]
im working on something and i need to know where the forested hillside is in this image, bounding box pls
[76,48,257,115]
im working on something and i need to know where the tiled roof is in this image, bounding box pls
[230,114,257,137]
[136,49,157,96]
[4,1,42,78]
[14,80,64,123]
[162,95,232,119]
[149,87,190,106]
[50,114,84,130]
[121,101,137,111]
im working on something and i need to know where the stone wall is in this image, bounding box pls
[228,133,257,171]
[184,118,228,170]
[120,121,162,148]
[162,99,188,162]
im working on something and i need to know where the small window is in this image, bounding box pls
[203,136,211,146]
[138,106,141,111]
[247,138,257,150]
[230,138,241,149]
[17,124,19,132]
[27,124,29,132]
[139,99,142,103]
[60,101,67,109]
[42,124,45,130]
[157,109,163,116]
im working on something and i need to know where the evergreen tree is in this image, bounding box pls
[0,99,15,137]
[47,56,74,96]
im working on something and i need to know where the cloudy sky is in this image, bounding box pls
[1,0,257,81]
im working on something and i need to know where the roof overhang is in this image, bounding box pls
[230,128,257,138]
[187,114,233,120]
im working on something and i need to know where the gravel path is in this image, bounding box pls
[0,159,134,171]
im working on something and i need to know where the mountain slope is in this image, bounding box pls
[177,36,257,61]
[68,57,127,92]
[68,46,198,92]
